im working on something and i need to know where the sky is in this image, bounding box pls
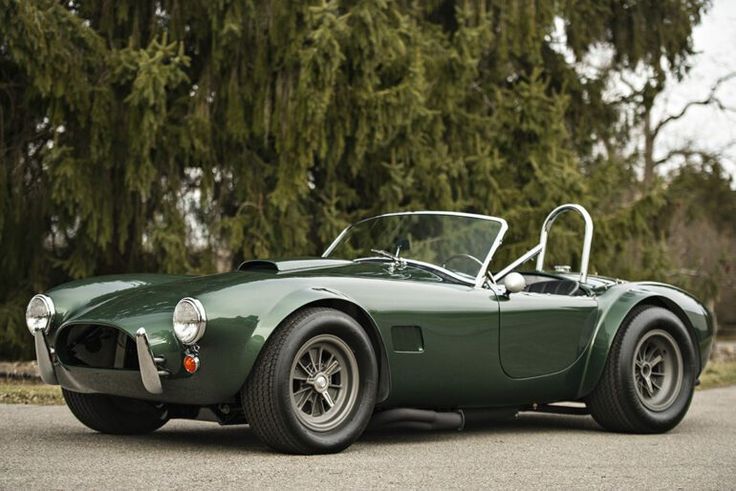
[655,0,736,178]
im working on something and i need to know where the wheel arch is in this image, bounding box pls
[577,284,713,399]
[241,287,391,403]
[633,296,701,370]
[298,298,391,404]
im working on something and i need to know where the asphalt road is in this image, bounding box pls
[1,387,735,489]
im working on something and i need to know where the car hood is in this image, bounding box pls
[54,257,450,332]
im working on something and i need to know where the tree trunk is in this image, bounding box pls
[642,107,656,188]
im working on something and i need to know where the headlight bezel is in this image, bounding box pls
[173,297,207,345]
[26,294,55,334]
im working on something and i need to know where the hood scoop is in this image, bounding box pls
[237,258,352,273]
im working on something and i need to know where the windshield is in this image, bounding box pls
[324,212,506,282]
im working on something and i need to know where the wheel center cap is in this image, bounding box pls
[641,363,651,377]
[314,374,328,392]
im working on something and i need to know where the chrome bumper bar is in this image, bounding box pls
[135,327,167,394]
[34,331,58,385]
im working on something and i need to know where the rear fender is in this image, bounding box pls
[576,283,713,399]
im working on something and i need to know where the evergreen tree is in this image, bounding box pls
[0,0,712,358]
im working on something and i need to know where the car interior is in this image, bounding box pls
[519,273,584,296]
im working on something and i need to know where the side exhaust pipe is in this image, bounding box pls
[368,407,518,432]
[369,408,465,431]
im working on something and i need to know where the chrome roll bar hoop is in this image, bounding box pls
[535,204,594,283]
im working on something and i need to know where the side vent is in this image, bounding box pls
[392,326,424,353]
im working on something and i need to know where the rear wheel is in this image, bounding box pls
[243,307,378,454]
[62,389,168,434]
[586,305,697,433]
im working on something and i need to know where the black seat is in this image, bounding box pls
[524,279,581,296]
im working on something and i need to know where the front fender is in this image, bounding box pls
[51,278,374,405]
[240,286,364,381]
[576,283,714,398]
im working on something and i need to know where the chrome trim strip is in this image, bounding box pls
[535,204,594,283]
[136,327,163,394]
[322,211,508,290]
[33,331,58,385]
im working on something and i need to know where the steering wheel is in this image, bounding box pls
[441,253,483,269]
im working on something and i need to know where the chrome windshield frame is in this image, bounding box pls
[322,211,508,289]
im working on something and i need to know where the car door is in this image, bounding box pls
[498,290,598,378]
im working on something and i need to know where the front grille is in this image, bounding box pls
[56,324,139,369]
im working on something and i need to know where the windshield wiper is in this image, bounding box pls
[370,248,401,261]
[357,252,475,285]
[364,248,407,268]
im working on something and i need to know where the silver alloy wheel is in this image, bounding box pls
[289,334,360,432]
[632,329,684,411]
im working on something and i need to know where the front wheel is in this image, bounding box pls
[243,307,378,454]
[62,389,168,434]
[586,305,697,433]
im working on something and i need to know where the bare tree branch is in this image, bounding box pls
[654,139,736,167]
[654,148,714,166]
[607,72,645,107]
[652,72,736,138]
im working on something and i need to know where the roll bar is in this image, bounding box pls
[494,203,594,283]
[535,204,593,283]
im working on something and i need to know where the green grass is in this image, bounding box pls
[0,379,64,405]
[698,361,736,390]
[0,363,734,406]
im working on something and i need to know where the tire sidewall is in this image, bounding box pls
[272,309,378,453]
[618,307,697,432]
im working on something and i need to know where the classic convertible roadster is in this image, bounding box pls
[26,204,713,453]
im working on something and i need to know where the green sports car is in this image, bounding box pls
[26,204,714,454]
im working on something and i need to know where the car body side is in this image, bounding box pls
[42,261,714,411]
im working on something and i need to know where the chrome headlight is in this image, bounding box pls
[26,294,55,334]
[173,297,206,345]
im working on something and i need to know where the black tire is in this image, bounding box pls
[243,307,378,454]
[62,389,168,434]
[586,305,697,433]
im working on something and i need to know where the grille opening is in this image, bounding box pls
[56,325,139,369]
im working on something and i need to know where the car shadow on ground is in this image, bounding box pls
[361,412,602,445]
[56,411,603,454]
[55,424,272,455]
[125,423,272,453]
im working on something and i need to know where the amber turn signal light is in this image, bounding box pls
[183,354,200,374]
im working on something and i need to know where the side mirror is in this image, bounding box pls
[503,272,526,294]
